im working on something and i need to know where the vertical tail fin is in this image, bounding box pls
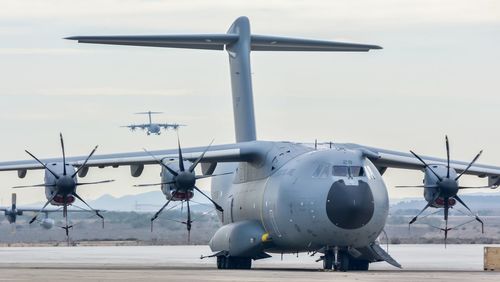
[11,193,16,211]
[226,17,257,142]
[66,17,381,142]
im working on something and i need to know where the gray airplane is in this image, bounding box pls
[1,193,105,230]
[122,111,184,135]
[1,193,56,229]
[1,17,500,271]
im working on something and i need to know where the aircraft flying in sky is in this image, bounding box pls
[121,111,184,135]
[1,16,499,271]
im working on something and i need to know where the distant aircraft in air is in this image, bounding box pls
[122,111,184,135]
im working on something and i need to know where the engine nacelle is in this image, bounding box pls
[130,164,144,177]
[40,218,55,229]
[209,220,267,258]
[160,159,194,200]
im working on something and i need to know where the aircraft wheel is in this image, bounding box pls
[337,251,350,272]
[219,256,252,269]
[349,258,369,271]
[322,250,334,270]
[217,256,225,269]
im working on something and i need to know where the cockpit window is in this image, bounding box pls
[350,166,364,177]
[332,166,349,177]
[312,163,331,178]
[332,165,365,177]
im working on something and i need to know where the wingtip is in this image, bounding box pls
[64,36,80,41]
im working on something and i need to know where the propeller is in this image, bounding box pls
[21,133,113,240]
[142,138,231,241]
[403,135,486,244]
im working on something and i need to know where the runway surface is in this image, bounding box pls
[0,244,498,281]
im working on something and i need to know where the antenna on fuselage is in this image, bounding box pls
[66,17,382,143]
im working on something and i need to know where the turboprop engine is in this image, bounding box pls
[13,133,113,239]
[40,217,55,229]
[135,138,232,240]
[397,136,494,244]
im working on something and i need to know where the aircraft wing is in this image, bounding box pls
[0,141,267,172]
[341,143,500,186]
[121,124,148,130]
[158,123,184,130]
[2,207,105,213]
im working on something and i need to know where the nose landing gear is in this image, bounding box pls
[320,248,369,271]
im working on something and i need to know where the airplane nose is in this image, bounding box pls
[326,180,374,229]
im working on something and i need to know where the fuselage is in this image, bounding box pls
[210,142,389,252]
[147,124,161,135]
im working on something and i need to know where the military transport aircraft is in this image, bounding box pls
[1,16,499,271]
[121,111,184,135]
[1,193,58,229]
[1,193,104,231]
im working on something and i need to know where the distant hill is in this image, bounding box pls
[391,194,500,212]
[89,190,213,211]
[23,191,500,213]
[25,190,213,212]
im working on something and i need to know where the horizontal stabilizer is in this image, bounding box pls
[65,34,239,50]
[135,111,163,115]
[250,35,381,51]
[66,34,381,52]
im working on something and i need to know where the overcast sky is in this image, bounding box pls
[0,0,499,205]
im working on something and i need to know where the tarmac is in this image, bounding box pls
[0,244,498,281]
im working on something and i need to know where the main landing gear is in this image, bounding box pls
[217,256,252,270]
[322,250,369,271]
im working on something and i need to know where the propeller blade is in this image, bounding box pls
[193,186,224,212]
[186,198,191,243]
[134,180,176,187]
[25,150,60,179]
[409,200,434,226]
[454,195,485,233]
[12,184,56,189]
[29,191,59,224]
[442,226,450,248]
[63,195,68,218]
[177,136,185,172]
[443,197,450,248]
[194,172,234,180]
[63,197,70,245]
[76,180,115,186]
[72,192,104,223]
[72,145,98,178]
[455,150,483,181]
[445,135,450,178]
[444,197,449,221]
[459,185,498,189]
[395,185,438,188]
[142,148,178,176]
[150,190,177,232]
[409,150,442,182]
[189,140,214,172]
[60,133,67,176]
[453,195,472,213]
